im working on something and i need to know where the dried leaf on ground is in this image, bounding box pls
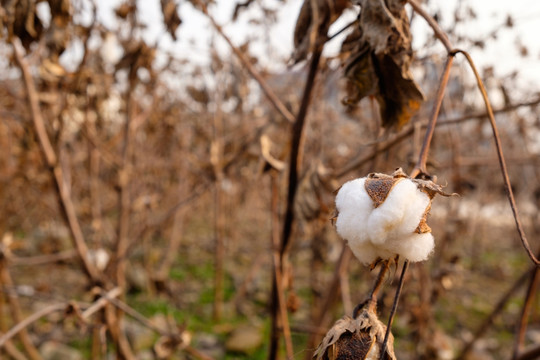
[342,0,424,129]
[292,0,351,63]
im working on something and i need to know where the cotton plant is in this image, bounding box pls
[334,168,450,266]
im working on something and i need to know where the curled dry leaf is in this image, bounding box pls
[292,0,351,63]
[314,308,396,360]
[342,0,424,129]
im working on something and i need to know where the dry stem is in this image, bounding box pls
[11,38,101,283]
[455,50,540,266]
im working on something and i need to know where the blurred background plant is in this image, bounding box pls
[0,0,539,359]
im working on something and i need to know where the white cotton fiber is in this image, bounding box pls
[335,177,434,265]
[335,178,373,244]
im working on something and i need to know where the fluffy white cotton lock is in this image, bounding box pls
[335,175,435,265]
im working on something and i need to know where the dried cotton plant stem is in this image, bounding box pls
[512,264,540,359]
[269,173,295,360]
[0,303,67,348]
[380,260,409,359]
[456,49,540,267]
[410,54,455,178]
[0,260,42,360]
[11,38,101,283]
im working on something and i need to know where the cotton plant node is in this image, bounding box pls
[314,307,396,360]
[334,168,454,266]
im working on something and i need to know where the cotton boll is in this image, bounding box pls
[335,171,441,265]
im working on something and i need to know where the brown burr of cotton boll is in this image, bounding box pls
[334,168,451,265]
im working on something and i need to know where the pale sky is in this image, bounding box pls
[83,0,540,92]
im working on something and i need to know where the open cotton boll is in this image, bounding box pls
[334,171,440,265]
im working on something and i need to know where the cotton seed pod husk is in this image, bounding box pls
[314,309,396,360]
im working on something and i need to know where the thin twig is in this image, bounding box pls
[103,292,215,360]
[0,303,67,348]
[455,49,539,266]
[10,250,77,266]
[380,260,409,359]
[0,257,42,360]
[199,3,295,124]
[0,287,122,350]
[410,54,455,178]
[512,264,540,359]
[335,97,540,179]
[364,260,391,315]
[81,287,123,319]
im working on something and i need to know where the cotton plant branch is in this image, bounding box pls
[269,42,325,360]
[269,173,295,360]
[0,287,122,349]
[0,257,42,360]
[456,50,540,266]
[512,263,540,359]
[408,0,539,268]
[11,38,101,283]
[102,292,214,360]
[335,97,540,179]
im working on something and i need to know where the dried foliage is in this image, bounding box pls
[342,0,424,128]
[314,308,396,360]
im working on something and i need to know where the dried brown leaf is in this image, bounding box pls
[161,0,182,41]
[314,309,396,360]
[342,0,424,129]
